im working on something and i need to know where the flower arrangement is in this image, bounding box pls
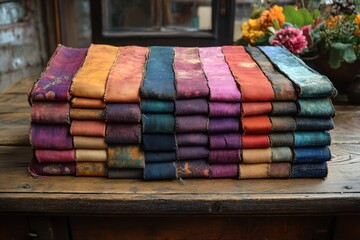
[237,0,360,68]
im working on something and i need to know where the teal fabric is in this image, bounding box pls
[259,46,337,98]
[294,131,331,147]
[141,46,176,100]
[298,98,335,117]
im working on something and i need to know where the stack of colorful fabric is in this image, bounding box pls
[141,46,178,180]
[104,46,148,179]
[29,45,87,176]
[259,46,335,178]
[173,47,210,179]
[199,47,242,178]
[28,44,336,180]
[69,44,118,177]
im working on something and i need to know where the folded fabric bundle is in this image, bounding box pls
[28,44,337,180]
[28,45,88,176]
[199,47,241,178]
[141,46,177,180]
[104,46,148,178]
[173,47,210,178]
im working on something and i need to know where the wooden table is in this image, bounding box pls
[0,78,359,239]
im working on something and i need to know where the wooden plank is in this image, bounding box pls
[71,216,247,240]
[0,215,29,239]
[333,215,360,240]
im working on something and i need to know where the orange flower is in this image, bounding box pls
[326,16,341,28]
[259,5,285,29]
[241,19,266,44]
[355,14,360,35]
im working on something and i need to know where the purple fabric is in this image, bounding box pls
[198,47,241,102]
[30,124,73,149]
[176,115,208,133]
[209,102,240,117]
[209,149,241,163]
[35,149,75,163]
[209,164,238,178]
[106,103,141,123]
[177,146,209,160]
[174,47,209,99]
[29,159,76,176]
[105,123,141,144]
[209,118,239,133]
[176,133,208,146]
[30,45,87,102]
[175,99,208,115]
[209,133,241,149]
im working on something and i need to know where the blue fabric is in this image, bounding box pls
[291,162,328,178]
[295,117,334,131]
[145,152,176,163]
[294,132,331,147]
[141,99,174,113]
[142,134,176,151]
[293,147,331,163]
[259,46,337,98]
[141,46,176,100]
[297,98,335,117]
[143,162,177,180]
[142,113,175,133]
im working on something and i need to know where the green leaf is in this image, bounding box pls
[255,34,271,46]
[311,9,320,19]
[267,26,276,35]
[272,19,280,30]
[298,8,314,26]
[283,5,303,27]
[234,37,249,46]
[328,42,357,68]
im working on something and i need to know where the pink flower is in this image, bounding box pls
[301,25,313,48]
[270,27,308,54]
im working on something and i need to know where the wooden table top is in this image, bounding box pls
[0,78,359,216]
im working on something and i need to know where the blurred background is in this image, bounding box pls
[0,0,312,92]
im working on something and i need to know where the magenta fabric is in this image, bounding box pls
[209,149,241,163]
[198,47,241,102]
[209,164,238,178]
[175,99,208,115]
[209,133,241,149]
[177,146,209,160]
[175,115,208,133]
[29,159,76,176]
[31,102,70,124]
[30,124,73,149]
[209,102,240,117]
[209,118,239,133]
[176,133,208,146]
[30,45,87,102]
[35,149,75,163]
[174,47,209,99]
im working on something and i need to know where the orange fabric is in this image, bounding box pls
[242,115,272,134]
[71,97,106,109]
[73,136,107,149]
[71,44,118,99]
[222,46,275,102]
[105,46,148,102]
[242,148,272,163]
[70,120,106,137]
[239,163,269,179]
[242,102,272,116]
[76,162,107,177]
[242,135,270,148]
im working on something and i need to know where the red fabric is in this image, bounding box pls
[222,46,275,102]
[242,102,272,116]
[242,115,272,134]
[242,135,270,148]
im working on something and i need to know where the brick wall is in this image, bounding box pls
[0,0,47,91]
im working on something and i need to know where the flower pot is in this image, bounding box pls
[302,55,360,104]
